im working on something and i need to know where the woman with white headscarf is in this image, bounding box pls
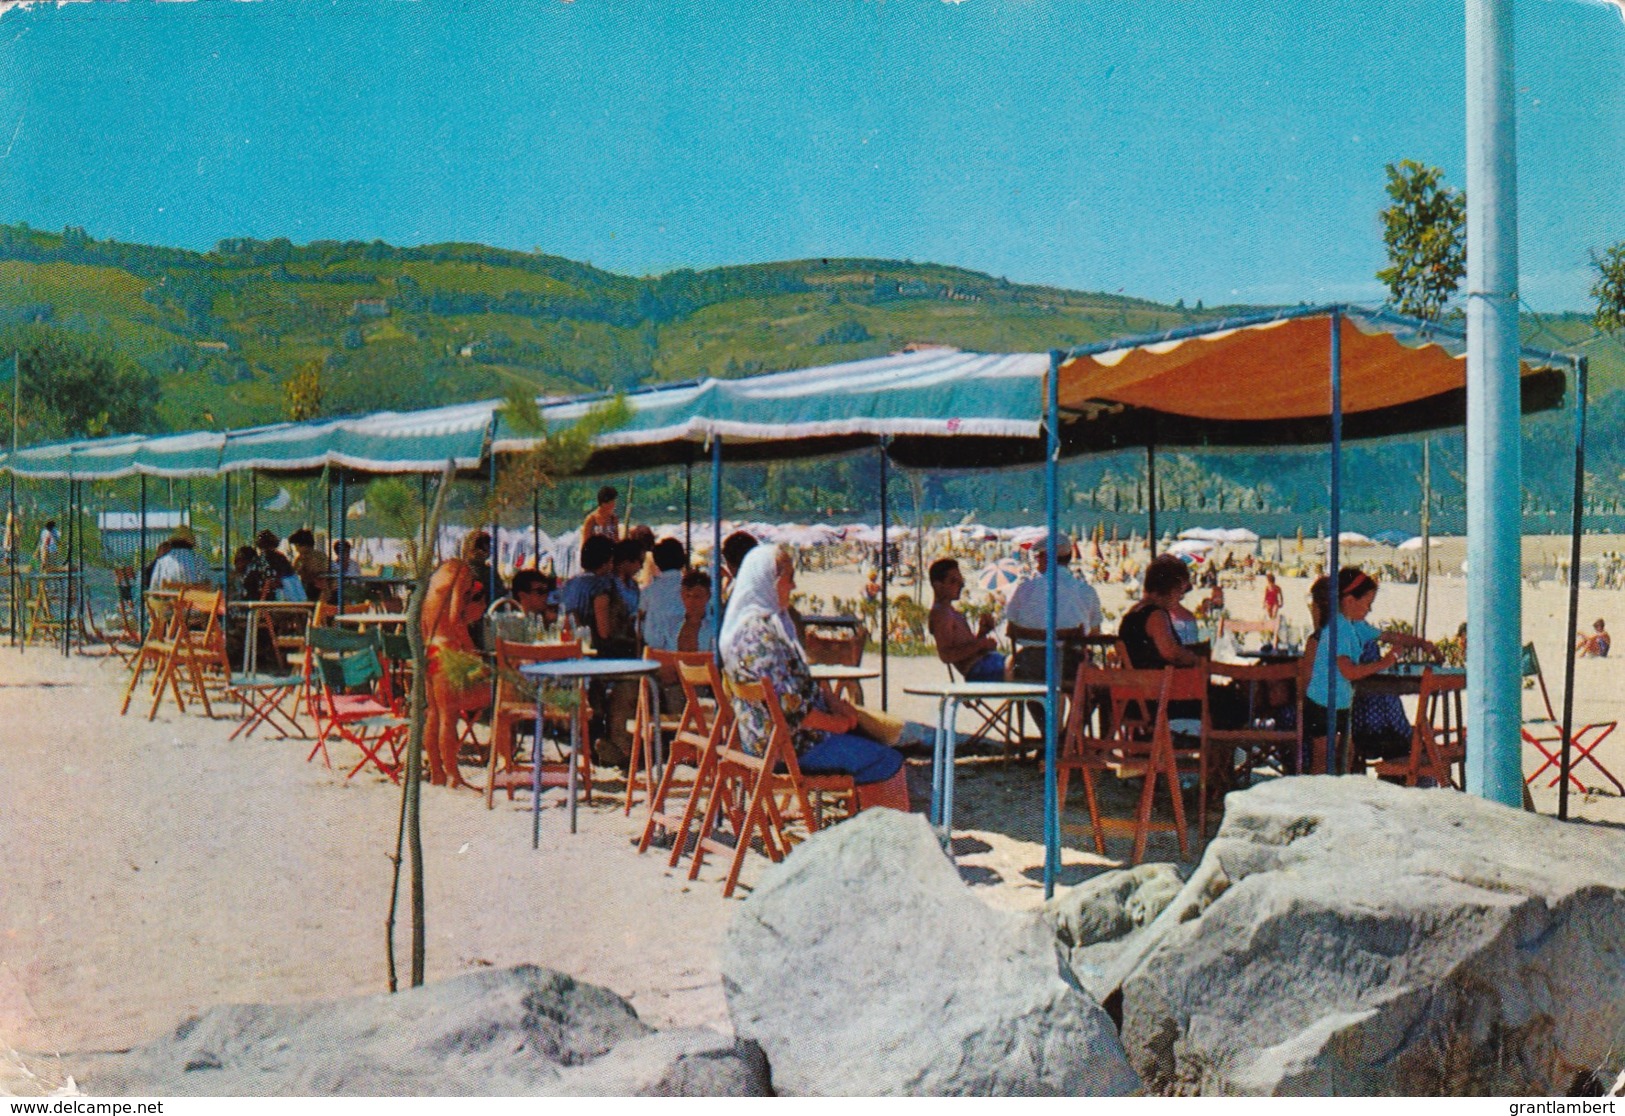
[720,544,909,811]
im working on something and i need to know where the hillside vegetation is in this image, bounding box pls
[3,222,1624,525]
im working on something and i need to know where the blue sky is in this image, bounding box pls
[0,0,1620,310]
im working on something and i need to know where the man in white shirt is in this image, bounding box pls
[1004,536,1103,721]
[148,527,210,589]
[1004,534,1102,640]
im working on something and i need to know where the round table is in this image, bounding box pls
[518,657,660,844]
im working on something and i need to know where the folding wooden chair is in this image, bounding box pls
[1370,667,1467,788]
[119,592,183,716]
[1207,660,1305,784]
[638,652,730,862]
[622,648,694,815]
[137,588,228,721]
[1058,663,1211,865]
[690,677,857,898]
[306,627,409,780]
[1521,642,1622,794]
[485,638,591,809]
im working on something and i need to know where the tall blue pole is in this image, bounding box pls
[711,436,722,662]
[1043,350,1061,898]
[1465,0,1524,806]
[878,442,890,712]
[1558,356,1588,820]
[1324,309,1343,770]
[137,474,147,638]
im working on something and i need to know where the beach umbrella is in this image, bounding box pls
[976,558,1024,598]
[1338,531,1374,545]
[1167,538,1216,557]
[1372,529,1411,547]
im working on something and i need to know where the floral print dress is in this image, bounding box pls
[722,613,828,757]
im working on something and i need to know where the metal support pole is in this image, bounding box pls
[138,473,148,612]
[251,473,259,538]
[710,437,722,662]
[878,442,890,712]
[684,457,693,557]
[1558,356,1589,819]
[532,488,541,574]
[63,479,75,656]
[1324,309,1344,770]
[488,453,499,601]
[222,472,231,613]
[1043,351,1062,898]
[338,470,348,608]
[1465,0,1524,806]
[419,473,429,563]
[8,473,17,646]
[1146,441,1157,547]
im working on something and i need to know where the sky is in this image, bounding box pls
[0,0,1620,311]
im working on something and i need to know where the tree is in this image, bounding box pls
[0,324,161,442]
[283,360,324,421]
[1377,160,1466,321]
[1592,241,1625,333]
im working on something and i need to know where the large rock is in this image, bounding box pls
[1118,777,1625,1096]
[1043,862,1185,1002]
[722,808,1139,1096]
[68,965,768,1096]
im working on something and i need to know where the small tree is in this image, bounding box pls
[1377,160,1467,321]
[283,360,324,422]
[1592,241,1625,333]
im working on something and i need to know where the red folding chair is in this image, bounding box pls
[307,627,409,781]
[1521,642,1622,795]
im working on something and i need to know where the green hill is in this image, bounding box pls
[3,222,1624,530]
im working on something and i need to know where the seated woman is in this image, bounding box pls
[1578,618,1611,658]
[720,545,909,812]
[1302,567,1437,771]
[1118,555,1206,672]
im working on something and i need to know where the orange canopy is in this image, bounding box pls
[1052,306,1568,452]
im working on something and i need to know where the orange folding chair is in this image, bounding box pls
[689,677,857,898]
[1058,663,1211,865]
[638,652,729,862]
[1369,667,1466,788]
[486,639,591,809]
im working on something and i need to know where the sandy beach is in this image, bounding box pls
[5,548,1625,1095]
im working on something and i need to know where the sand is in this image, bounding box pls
[4,548,1625,1095]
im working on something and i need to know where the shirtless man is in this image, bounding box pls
[928,558,1005,681]
[421,556,489,788]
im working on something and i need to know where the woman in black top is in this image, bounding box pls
[1119,555,1203,670]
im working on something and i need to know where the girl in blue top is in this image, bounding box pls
[1303,568,1436,771]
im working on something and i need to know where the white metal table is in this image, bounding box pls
[519,657,660,845]
[903,680,1047,851]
